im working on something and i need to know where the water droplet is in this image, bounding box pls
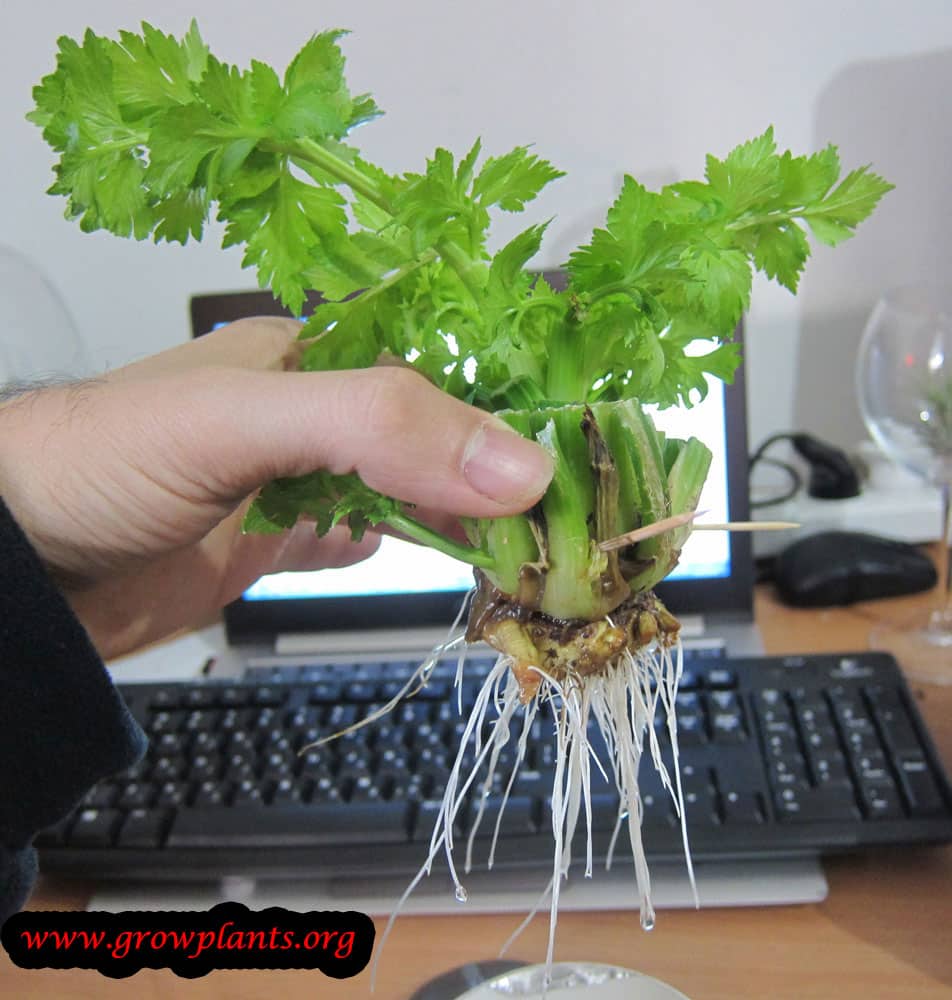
[455,885,468,903]
[641,912,655,931]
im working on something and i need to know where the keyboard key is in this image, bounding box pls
[191,779,230,807]
[155,781,189,808]
[415,680,451,701]
[253,686,288,707]
[148,688,181,709]
[309,681,343,703]
[68,808,122,847]
[765,731,800,757]
[775,782,860,823]
[720,790,765,825]
[812,754,850,786]
[859,781,904,820]
[344,681,379,702]
[117,809,172,847]
[220,686,252,707]
[118,782,154,809]
[190,731,222,754]
[81,782,119,809]
[167,803,412,847]
[232,779,270,805]
[464,796,538,837]
[675,714,706,745]
[677,669,700,691]
[184,687,218,708]
[182,709,221,734]
[706,668,736,689]
[148,710,185,734]
[896,755,947,817]
[188,754,223,783]
[638,792,675,829]
[769,756,810,787]
[711,712,747,743]
[867,692,923,756]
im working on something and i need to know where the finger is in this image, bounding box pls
[269,521,382,574]
[123,364,555,519]
[105,316,305,381]
[69,519,380,659]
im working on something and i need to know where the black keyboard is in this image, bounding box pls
[37,650,952,881]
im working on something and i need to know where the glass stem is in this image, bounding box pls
[938,481,952,617]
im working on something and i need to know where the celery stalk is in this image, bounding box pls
[471,400,712,622]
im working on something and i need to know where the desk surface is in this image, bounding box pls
[3,585,951,999]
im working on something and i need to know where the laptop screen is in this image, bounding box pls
[191,287,753,640]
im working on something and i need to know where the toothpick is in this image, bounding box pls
[598,510,704,551]
[693,521,800,532]
[598,515,799,552]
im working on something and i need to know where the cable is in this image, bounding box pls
[749,433,803,509]
[749,431,862,506]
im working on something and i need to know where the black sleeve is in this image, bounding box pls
[0,497,147,925]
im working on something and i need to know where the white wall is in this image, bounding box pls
[4,0,951,451]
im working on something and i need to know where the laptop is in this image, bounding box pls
[187,279,761,675]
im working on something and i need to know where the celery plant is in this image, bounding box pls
[29,22,892,966]
[28,23,890,641]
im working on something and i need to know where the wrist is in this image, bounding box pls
[0,383,89,587]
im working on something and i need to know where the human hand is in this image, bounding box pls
[0,318,554,659]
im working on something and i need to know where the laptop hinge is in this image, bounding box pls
[676,614,706,639]
[274,615,710,658]
[274,627,460,657]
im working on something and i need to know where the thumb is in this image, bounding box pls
[135,364,555,518]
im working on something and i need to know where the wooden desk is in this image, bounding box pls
[3,586,951,999]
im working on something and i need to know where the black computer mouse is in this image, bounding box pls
[773,530,937,607]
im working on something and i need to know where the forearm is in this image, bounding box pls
[0,496,146,923]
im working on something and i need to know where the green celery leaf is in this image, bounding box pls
[704,126,782,214]
[299,292,389,372]
[222,170,348,315]
[197,53,255,124]
[750,221,810,292]
[803,166,894,245]
[777,146,840,206]
[146,104,232,197]
[110,21,208,114]
[567,177,661,290]
[653,332,742,408]
[472,146,564,211]
[488,223,548,291]
[152,188,208,243]
[249,471,401,541]
[306,229,410,301]
[679,244,752,333]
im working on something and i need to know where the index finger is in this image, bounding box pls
[105,316,305,381]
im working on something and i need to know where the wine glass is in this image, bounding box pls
[856,283,952,684]
[0,244,89,385]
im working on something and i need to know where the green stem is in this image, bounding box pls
[289,137,387,205]
[544,319,588,402]
[279,137,485,301]
[434,239,485,301]
[384,513,495,570]
[726,207,805,231]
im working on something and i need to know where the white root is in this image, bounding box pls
[367,624,693,991]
